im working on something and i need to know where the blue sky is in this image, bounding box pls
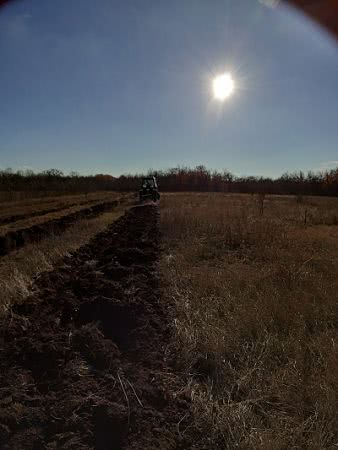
[0,0,337,177]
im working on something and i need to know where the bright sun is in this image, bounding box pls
[212,73,235,101]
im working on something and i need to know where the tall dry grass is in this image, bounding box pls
[161,193,338,449]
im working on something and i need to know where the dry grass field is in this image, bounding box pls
[161,193,338,449]
[0,191,336,448]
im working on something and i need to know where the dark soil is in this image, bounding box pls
[0,205,194,450]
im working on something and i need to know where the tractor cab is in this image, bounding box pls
[139,176,160,202]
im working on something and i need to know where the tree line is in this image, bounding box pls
[1,166,338,197]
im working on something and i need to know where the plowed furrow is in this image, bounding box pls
[0,195,134,257]
[0,205,191,450]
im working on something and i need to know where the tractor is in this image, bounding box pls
[139,176,160,202]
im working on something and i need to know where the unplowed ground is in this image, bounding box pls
[0,205,193,450]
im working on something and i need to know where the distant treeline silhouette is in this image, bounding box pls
[1,166,338,198]
[0,169,115,199]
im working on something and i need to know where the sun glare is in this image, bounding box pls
[212,73,235,101]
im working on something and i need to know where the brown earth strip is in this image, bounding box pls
[0,192,117,223]
[0,204,194,450]
[0,194,135,257]
[0,194,118,226]
[0,208,127,315]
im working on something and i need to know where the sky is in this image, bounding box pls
[0,0,337,177]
